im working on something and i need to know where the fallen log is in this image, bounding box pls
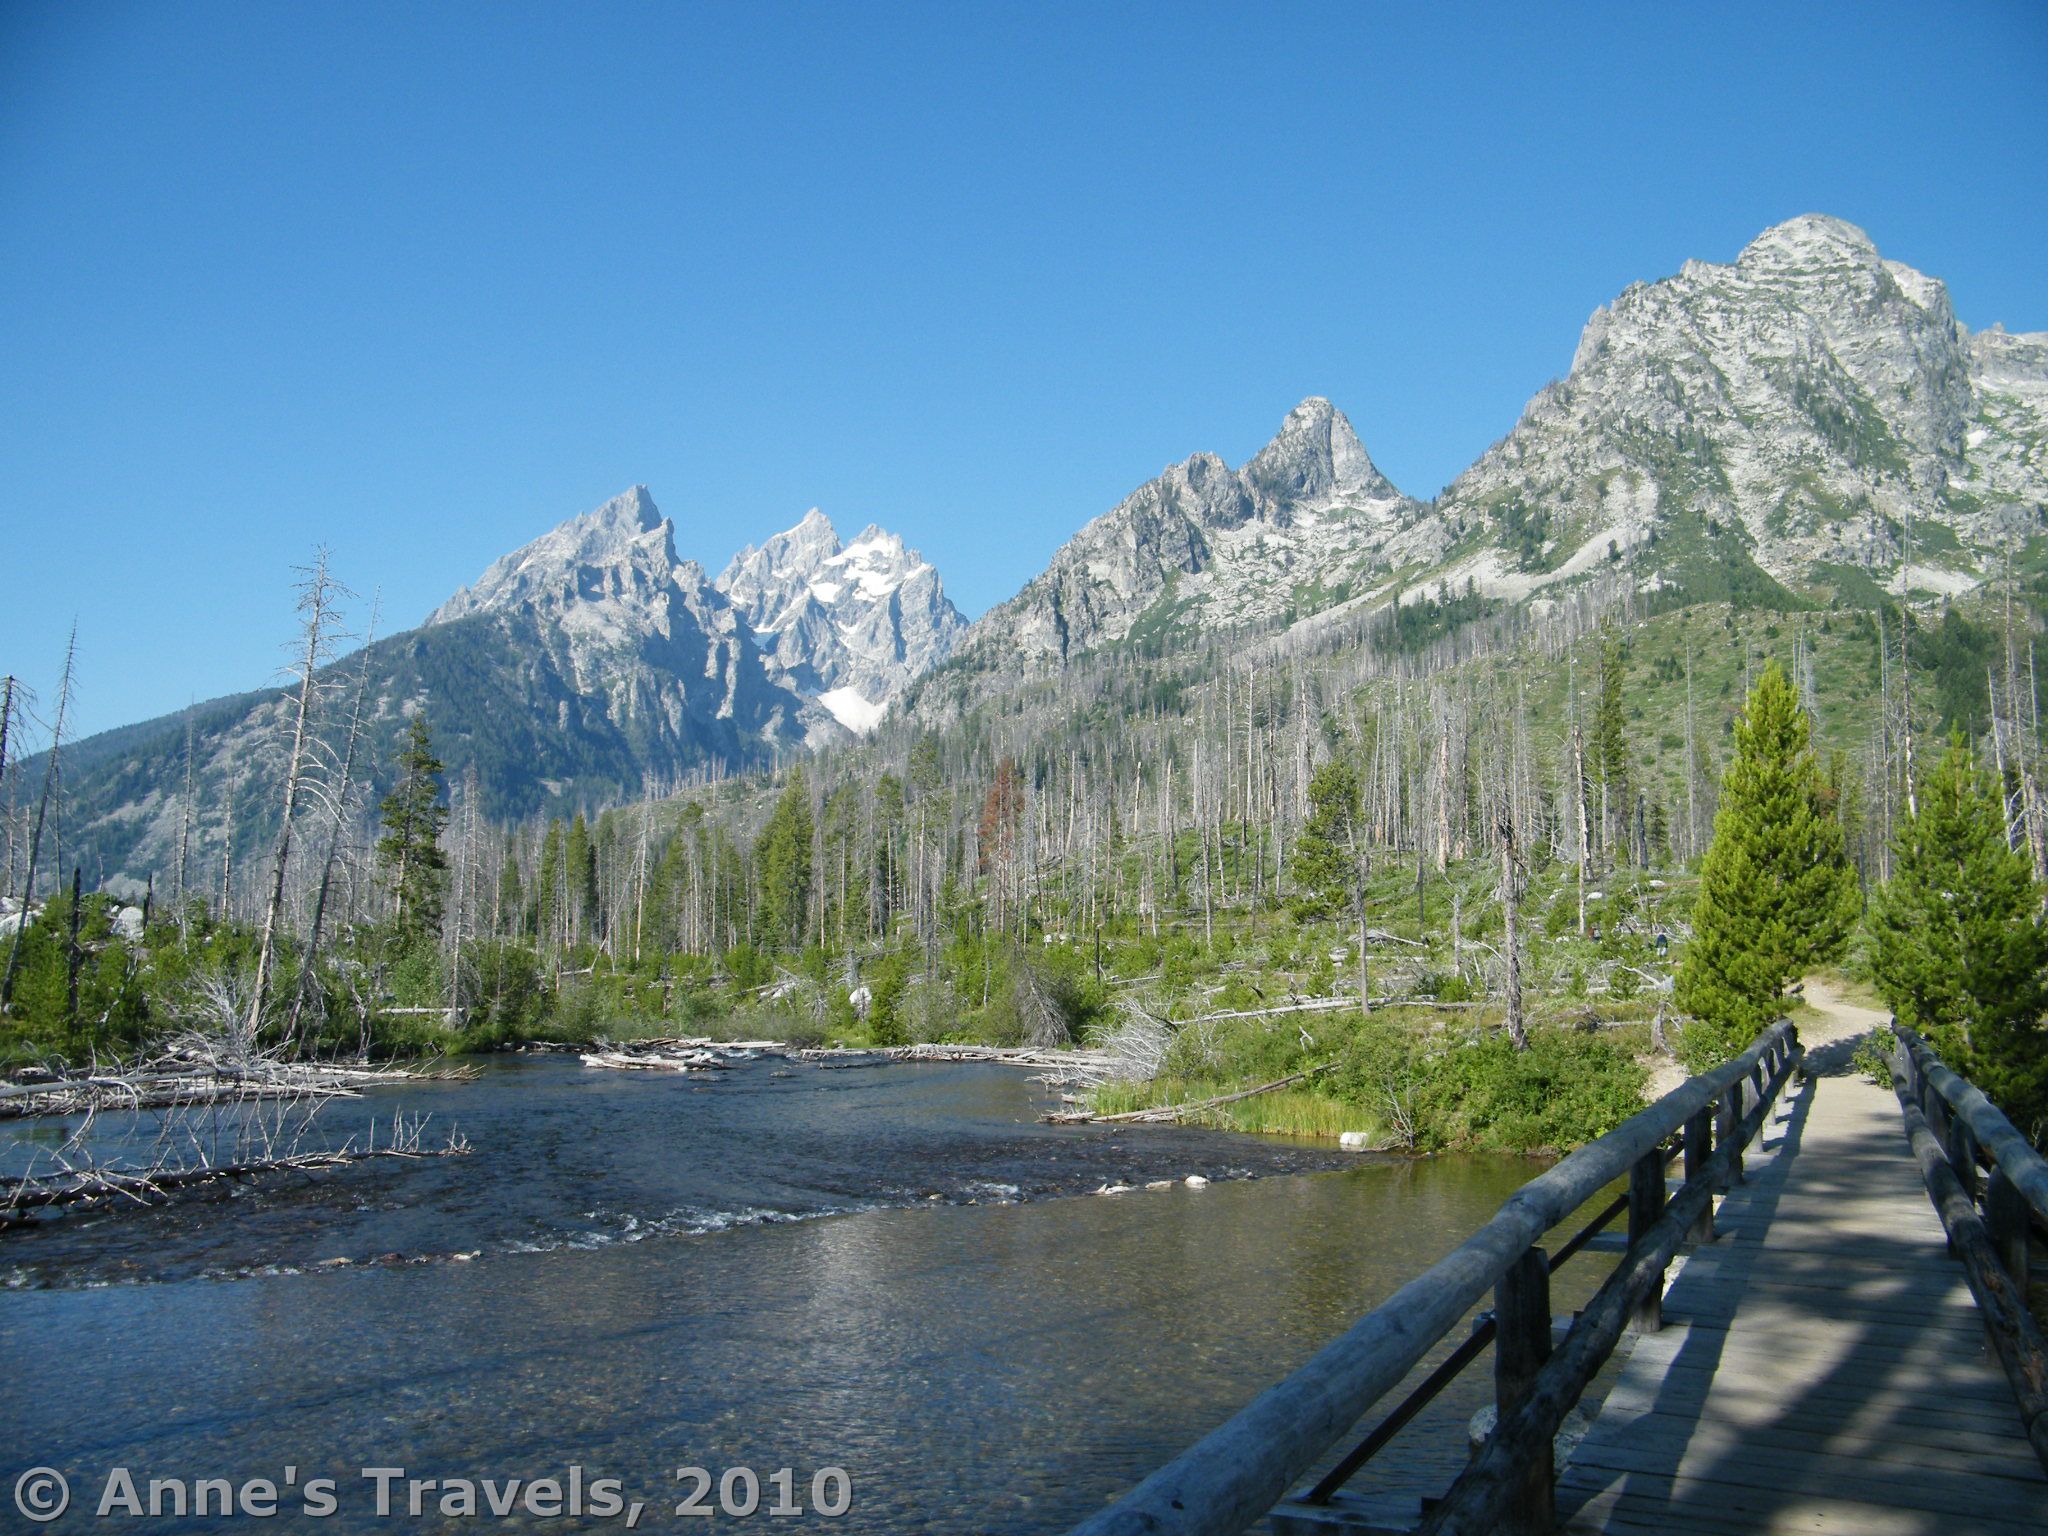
[2,1139,471,1223]
[0,1059,474,1118]
[1046,1062,1337,1125]
[579,1049,730,1072]
[795,1043,1106,1069]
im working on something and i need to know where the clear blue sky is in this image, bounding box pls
[3,0,2045,739]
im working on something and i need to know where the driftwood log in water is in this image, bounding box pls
[797,1043,1107,1071]
[579,1037,794,1071]
[580,1049,732,1072]
[0,1059,475,1119]
[2,1105,471,1227]
[2,1139,471,1223]
[1044,1062,1337,1125]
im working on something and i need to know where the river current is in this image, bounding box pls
[2,1055,1611,1532]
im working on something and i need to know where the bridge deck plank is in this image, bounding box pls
[1557,1069,2045,1535]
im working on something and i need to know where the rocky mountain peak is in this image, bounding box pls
[1432,213,2045,609]
[925,398,1441,693]
[714,509,964,734]
[426,485,688,627]
[1737,213,1883,274]
[1241,396,1398,512]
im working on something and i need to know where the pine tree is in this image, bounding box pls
[1295,752,1371,1010]
[1292,758,1362,919]
[565,813,598,944]
[1674,662,1858,1064]
[536,820,565,950]
[376,714,449,947]
[755,767,813,950]
[497,850,526,938]
[1593,619,1632,863]
[1871,738,2048,1132]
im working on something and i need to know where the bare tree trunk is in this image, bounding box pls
[1435,710,1452,874]
[174,705,196,930]
[1683,642,1699,861]
[2029,643,2048,888]
[250,554,343,1033]
[2,625,76,1009]
[287,604,379,1051]
[1570,715,1590,938]
[1498,801,1526,1051]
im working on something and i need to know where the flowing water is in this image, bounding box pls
[2,1056,1613,1532]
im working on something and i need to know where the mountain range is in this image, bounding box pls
[37,492,961,888]
[29,214,2048,890]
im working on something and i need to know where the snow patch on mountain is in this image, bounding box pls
[817,686,887,734]
[716,510,964,711]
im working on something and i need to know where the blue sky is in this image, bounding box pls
[3,0,2045,739]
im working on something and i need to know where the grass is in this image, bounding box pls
[1089,1077,1368,1139]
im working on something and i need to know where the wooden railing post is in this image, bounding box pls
[1717,1088,1743,1188]
[1627,1150,1667,1333]
[1949,1115,1980,1204]
[1987,1167,2030,1294]
[1682,1107,1715,1243]
[1494,1246,1554,1535]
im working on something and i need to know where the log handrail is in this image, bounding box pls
[1886,1026,2048,1472]
[1067,1020,1801,1536]
[1892,1025,2048,1229]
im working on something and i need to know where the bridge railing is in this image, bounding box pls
[1069,1019,1803,1536]
[1887,1026,2048,1471]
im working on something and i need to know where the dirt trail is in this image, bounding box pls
[1641,975,1886,1098]
[1795,974,1889,1076]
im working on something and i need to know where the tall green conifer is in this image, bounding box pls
[377,714,448,945]
[1292,759,1362,919]
[1674,662,1857,1063]
[1872,739,2048,1132]
[756,767,814,950]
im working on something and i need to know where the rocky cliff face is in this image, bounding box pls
[1431,214,2048,605]
[715,509,965,733]
[56,486,970,884]
[946,397,1444,673]
[427,485,828,749]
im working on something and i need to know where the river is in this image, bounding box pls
[2,1055,1615,1532]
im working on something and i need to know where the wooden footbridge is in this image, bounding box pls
[1069,1019,2048,1536]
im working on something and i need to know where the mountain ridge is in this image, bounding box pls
[26,212,2048,889]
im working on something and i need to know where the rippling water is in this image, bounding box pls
[3,1056,1615,1532]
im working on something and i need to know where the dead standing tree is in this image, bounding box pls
[249,552,351,1036]
[287,594,380,1052]
[2,626,76,1011]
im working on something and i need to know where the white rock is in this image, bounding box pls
[1183,1175,1210,1188]
[1338,1131,1375,1152]
[715,508,965,721]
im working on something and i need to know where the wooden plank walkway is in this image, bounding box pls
[1559,1065,2047,1535]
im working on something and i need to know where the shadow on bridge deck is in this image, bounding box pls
[1557,1054,2046,1535]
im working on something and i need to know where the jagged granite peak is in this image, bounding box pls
[1241,396,1403,515]
[715,508,965,734]
[937,397,1441,676]
[429,485,683,628]
[1433,213,2048,606]
[428,484,834,750]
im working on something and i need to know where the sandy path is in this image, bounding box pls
[1794,974,1889,1076]
[1641,975,1887,1098]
